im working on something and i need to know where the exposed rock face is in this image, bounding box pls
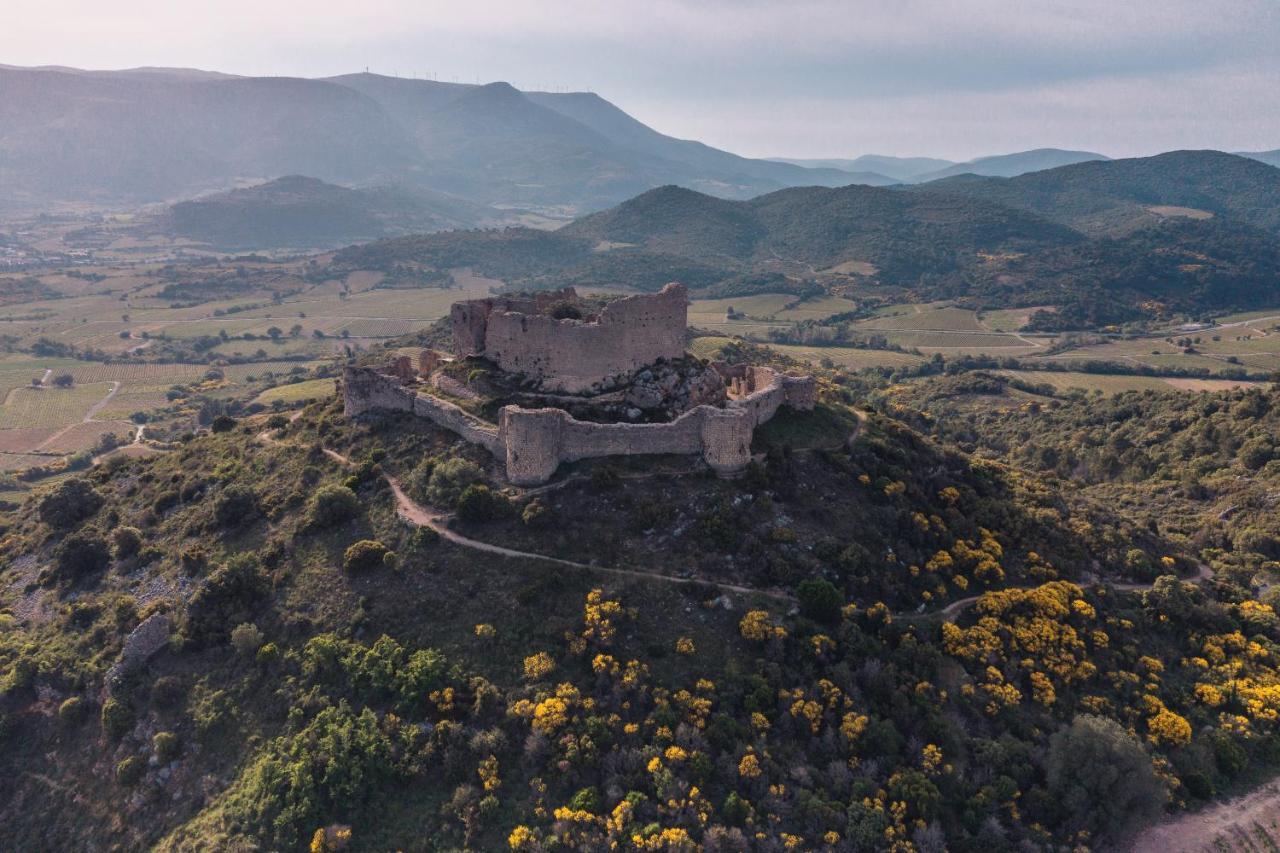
[623,361,727,419]
[106,613,171,691]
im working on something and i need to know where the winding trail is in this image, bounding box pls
[254,407,1216,616]
[930,560,1214,619]
[256,418,791,600]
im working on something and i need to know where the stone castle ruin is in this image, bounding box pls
[342,283,815,484]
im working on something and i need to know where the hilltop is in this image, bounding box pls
[161,176,496,250]
[3,354,1235,850]
[913,150,1280,236]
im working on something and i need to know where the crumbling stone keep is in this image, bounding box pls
[451,283,688,393]
[344,283,816,484]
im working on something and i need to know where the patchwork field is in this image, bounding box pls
[687,293,857,335]
[768,344,928,370]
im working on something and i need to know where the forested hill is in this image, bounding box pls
[911,150,1280,236]
[332,151,1280,326]
[163,176,495,250]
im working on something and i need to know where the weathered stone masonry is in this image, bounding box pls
[343,363,815,485]
[451,283,688,393]
[344,283,815,484]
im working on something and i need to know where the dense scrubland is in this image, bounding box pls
[5,360,1280,850]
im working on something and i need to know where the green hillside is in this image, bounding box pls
[4,370,1259,850]
[916,150,1280,236]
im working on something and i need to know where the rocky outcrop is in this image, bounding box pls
[105,613,171,692]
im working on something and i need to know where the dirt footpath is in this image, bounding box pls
[1126,777,1280,852]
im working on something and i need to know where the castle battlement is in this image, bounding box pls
[342,282,815,484]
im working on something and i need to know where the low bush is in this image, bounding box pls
[214,485,259,528]
[425,458,484,507]
[38,478,102,529]
[56,532,111,581]
[306,484,361,529]
[343,540,390,574]
[455,485,511,523]
[116,756,144,786]
[111,526,143,559]
[101,697,133,741]
[153,731,180,762]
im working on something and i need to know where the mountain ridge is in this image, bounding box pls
[0,65,890,214]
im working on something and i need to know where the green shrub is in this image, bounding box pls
[256,642,281,667]
[568,786,601,814]
[58,696,87,726]
[111,526,143,559]
[38,478,102,529]
[151,676,186,709]
[409,526,440,550]
[211,415,236,433]
[522,499,551,528]
[101,697,133,741]
[266,414,290,430]
[230,622,265,657]
[218,702,408,849]
[343,540,390,574]
[796,578,843,623]
[116,755,144,786]
[306,484,361,528]
[425,458,484,507]
[214,484,260,528]
[56,531,111,581]
[1047,715,1166,839]
[455,484,510,523]
[153,731,180,762]
[185,556,269,646]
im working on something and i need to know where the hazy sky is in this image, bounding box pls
[5,0,1279,160]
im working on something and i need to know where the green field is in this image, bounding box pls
[856,304,987,332]
[253,378,338,405]
[0,382,114,429]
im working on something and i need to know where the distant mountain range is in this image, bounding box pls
[0,65,889,214]
[332,150,1280,327]
[771,149,1110,183]
[1240,149,1280,168]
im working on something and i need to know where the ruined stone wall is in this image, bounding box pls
[343,357,814,486]
[343,366,502,455]
[450,288,579,357]
[342,365,416,416]
[499,403,750,485]
[412,391,503,456]
[454,283,688,393]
